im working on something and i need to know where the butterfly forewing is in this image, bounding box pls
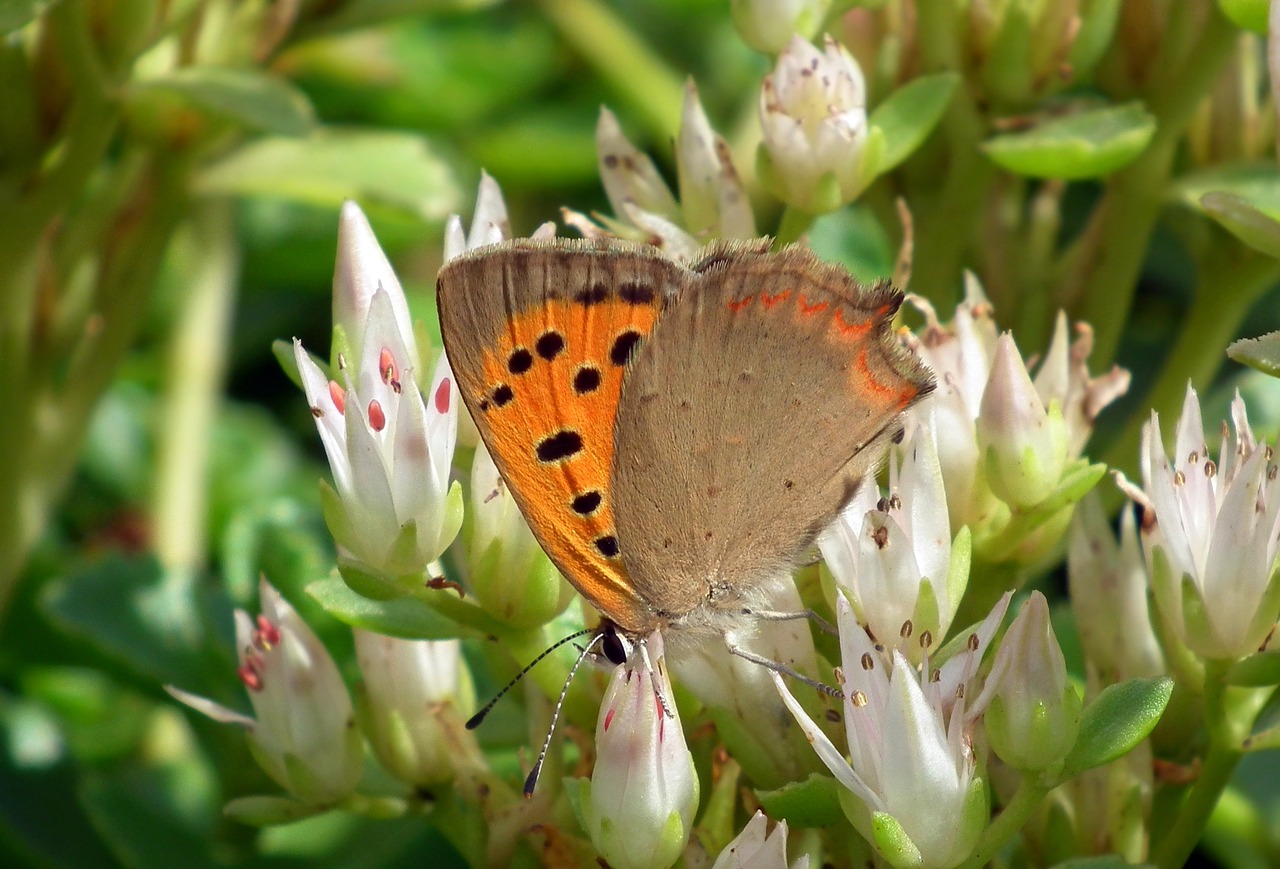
[611,242,935,627]
[437,239,682,634]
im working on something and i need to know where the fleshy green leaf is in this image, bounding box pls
[1200,191,1280,258]
[307,574,498,639]
[41,555,231,688]
[1225,651,1280,686]
[0,0,50,33]
[223,795,326,826]
[196,130,459,221]
[131,68,316,136]
[297,0,501,37]
[1228,330,1280,377]
[1049,858,1155,869]
[981,102,1156,180]
[1217,0,1268,33]
[1062,677,1173,777]
[868,73,959,175]
[755,774,845,828]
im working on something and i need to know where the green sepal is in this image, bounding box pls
[222,795,325,826]
[566,777,589,830]
[946,525,973,620]
[957,774,989,861]
[1067,0,1123,76]
[1062,677,1173,778]
[335,559,403,601]
[273,339,305,390]
[910,578,943,653]
[976,459,1105,563]
[280,750,327,805]
[330,323,353,374]
[869,811,922,868]
[867,73,959,174]
[318,478,356,554]
[471,536,570,629]
[979,2,1035,105]
[981,102,1156,180]
[438,480,466,558]
[756,773,845,828]
[382,518,424,578]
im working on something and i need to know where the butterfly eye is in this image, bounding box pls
[601,625,628,666]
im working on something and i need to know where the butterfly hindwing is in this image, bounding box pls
[611,242,935,628]
[437,239,681,633]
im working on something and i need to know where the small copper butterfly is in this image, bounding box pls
[437,238,933,660]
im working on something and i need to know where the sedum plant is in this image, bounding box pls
[6,1,1280,868]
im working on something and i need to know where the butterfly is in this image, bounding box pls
[437,237,934,665]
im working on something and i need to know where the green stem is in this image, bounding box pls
[151,203,237,579]
[1102,244,1280,479]
[774,206,816,246]
[536,0,685,141]
[1063,5,1238,365]
[902,0,993,310]
[0,155,189,618]
[1152,662,1243,869]
[956,776,1052,869]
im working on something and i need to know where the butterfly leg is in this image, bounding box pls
[723,638,841,699]
[742,607,837,637]
[638,637,675,719]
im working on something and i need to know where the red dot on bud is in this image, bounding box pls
[435,378,452,414]
[604,708,615,731]
[368,399,386,432]
[328,381,346,414]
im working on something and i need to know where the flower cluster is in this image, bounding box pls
[164,31,1280,864]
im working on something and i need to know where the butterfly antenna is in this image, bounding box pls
[725,638,842,699]
[466,627,595,730]
[523,630,605,798]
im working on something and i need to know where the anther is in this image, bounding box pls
[967,633,980,651]
[920,629,933,649]
[1204,460,1217,478]
[237,663,263,692]
[368,399,386,432]
[849,689,868,708]
[889,493,902,510]
[1173,470,1185,486]
[860,652,874,671]
[379,347,400,392]
[255,615,280,648]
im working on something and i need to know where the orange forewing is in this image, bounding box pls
[469,296,661,632]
